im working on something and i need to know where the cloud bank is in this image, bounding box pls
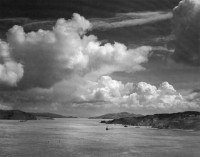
[0,13,151,89]
[172,0,200,65]
[76,76,199,112]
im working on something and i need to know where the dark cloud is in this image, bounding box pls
[0,0,180,19]
[172,0,200,65]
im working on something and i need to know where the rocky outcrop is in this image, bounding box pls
[89,112,142,119]
[0,110,37,120]
[105,111,200,130]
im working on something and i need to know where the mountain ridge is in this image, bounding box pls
[29,112,77,119]
[89,112,142,119]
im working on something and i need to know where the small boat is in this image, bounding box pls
[124,125,128,127]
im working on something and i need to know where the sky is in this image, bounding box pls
[0,0,200,117]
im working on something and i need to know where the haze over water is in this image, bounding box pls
[0,118,199,157]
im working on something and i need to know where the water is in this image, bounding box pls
[0,118,200,157]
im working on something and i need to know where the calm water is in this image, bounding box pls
[0,118,200,157]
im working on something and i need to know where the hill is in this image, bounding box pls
[0,110,77,120]
[104,111,200,131]
[30,112,77,119]
[0,110,37,120]
[89,112,142,119]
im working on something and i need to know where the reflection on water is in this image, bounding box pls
[0,118,200,157]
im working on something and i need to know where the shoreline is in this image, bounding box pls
[103,123,198,132]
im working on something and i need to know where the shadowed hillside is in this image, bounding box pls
[0,110,77,120]
[0,110,37,120]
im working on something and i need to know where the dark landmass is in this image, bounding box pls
[0,110,77,120]
[104,111,200,131]
[89,112,142,119]
[30,112,77,119]
[0,110,37,120]
[0,0,180,19]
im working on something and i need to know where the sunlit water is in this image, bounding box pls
[0,118,200,157]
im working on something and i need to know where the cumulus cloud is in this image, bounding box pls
[0,40,23,86]
[172,0,200,65]
[0,13,151,89]
[76,76,199,112]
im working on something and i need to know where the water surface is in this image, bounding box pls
[0,118,199,157]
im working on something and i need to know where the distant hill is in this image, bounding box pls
[89,112,142,119]
[30,112,77,119]
[0,110,37,120]
[104,111,200,131]
[0,110,77,120]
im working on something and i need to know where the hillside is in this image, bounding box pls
[0,110,77,120]
[89,112,142,119]
[30,112,77,119]
[104,111,200,130]
[0,110,37,120]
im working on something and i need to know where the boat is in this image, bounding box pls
[124,125,128,127]
[106,126,109,131]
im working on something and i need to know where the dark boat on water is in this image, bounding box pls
[106,126,109,130]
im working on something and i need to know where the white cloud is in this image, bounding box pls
[0,40,23,86]
[92,11,172,29]
[77,76,199,112]
[0,103,12,110]
[0,13,151,89]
